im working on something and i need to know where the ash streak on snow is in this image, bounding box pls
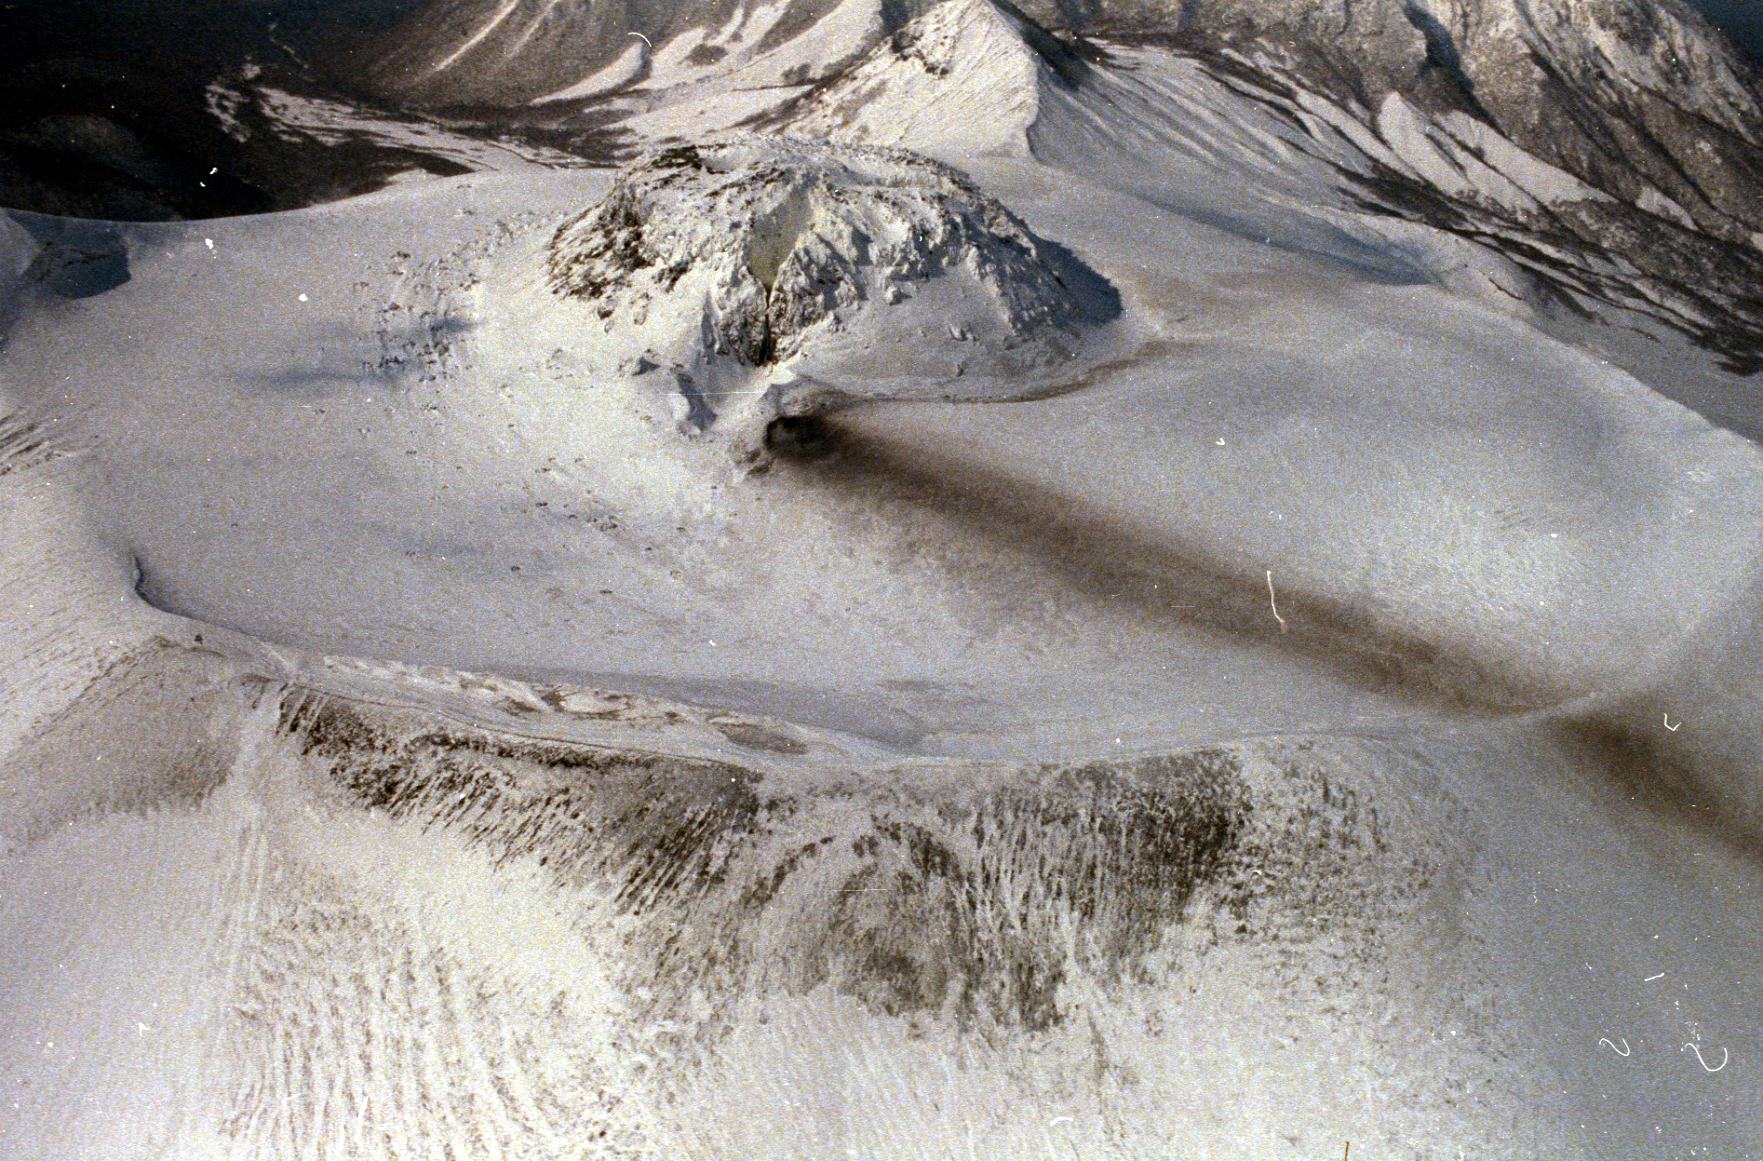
[770,412,1555,712]
[160,671,1480,1160]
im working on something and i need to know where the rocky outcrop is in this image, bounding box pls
[546,137,1121,430]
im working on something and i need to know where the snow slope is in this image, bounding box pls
[759,0,1763,392]
[352,0,889,108]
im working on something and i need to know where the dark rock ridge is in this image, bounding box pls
[1045,0,1763,249]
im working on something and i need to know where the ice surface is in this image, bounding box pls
[6,2,1763,1158]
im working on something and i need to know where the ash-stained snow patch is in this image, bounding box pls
[282,692,1249,1036]
[261,687,1529,1155]
[546,137,1122,449]
[0,412,65,479]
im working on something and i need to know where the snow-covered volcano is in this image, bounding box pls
[545,136,1122,439]
[6,2,1763,1160]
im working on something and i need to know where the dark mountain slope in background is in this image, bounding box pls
[1686,0,1763,59]
[340,0,878,106]
[1045,0,1763,247]
[342,0,1763,248]
[0,0,576,218]
[1044,0,1763,376]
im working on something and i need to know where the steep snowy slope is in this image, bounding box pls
[762,0,1080,155]
[348,0,889,107]
[1046,0,1763,236]
[748,0,1763,401]
[1028,37,1763,385]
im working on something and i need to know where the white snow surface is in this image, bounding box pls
[6,5,1763,1159]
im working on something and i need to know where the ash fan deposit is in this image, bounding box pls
[287,691,1254,1036]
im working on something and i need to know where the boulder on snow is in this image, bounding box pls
[546,137,1123,432]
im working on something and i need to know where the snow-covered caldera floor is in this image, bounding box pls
[4,149,1757,737]
[5,139,1763,1157]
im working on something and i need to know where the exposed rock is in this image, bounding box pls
[547,136,1121,433]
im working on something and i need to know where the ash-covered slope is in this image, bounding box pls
[546,136,1122,440]
[1020,0,1763,378]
